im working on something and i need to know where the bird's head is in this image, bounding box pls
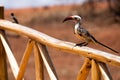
[11,13,14,16]
[63,15,82,23]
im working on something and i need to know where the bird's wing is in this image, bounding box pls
[77,27,97,43]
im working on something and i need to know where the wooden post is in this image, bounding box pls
[98,62,113,80]
[17,40,34,80]
[92,59,101,80]
[77,58,91,80]
[0,34,19,79]
[0,6,8,80]
[34,42,44,80]
[37,43,58,80]
[0,6,4,19]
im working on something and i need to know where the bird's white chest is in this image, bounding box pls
[74,23,79,34]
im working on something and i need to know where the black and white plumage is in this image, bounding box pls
[63,15,119,53]
[11,13,19,24]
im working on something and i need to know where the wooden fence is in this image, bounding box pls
[0,7,120,80]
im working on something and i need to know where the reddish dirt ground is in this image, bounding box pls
[3,3,120,80]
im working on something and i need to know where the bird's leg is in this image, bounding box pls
[72,42,86,49]
[82,42,89,46]
[75,42,87,46]
[75,42,89,47]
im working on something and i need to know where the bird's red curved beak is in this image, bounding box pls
[63,16,73,23]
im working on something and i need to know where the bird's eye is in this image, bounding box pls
[74,17,78,20]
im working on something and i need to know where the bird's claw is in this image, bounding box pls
[75,42,88,47]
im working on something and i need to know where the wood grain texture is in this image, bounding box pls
[0,34,8,80]
[92,59,101,80]
[77,58,91,80]
[16,40,34,80]
[37,43,58,80]
[34,42,44,80]
[98,62,113,80]
[0,34,19,79]
[0,7,8,80]
[0,20,120,67]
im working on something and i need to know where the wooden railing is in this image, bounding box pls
[0,7,120,80]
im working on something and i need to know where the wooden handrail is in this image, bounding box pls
[0,20,120,68]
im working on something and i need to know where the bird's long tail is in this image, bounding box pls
[91,36,119,54]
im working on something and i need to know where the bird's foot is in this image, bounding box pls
[72,42,88,50]
[75,42,88,47]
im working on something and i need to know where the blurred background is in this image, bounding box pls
[1,0,120,80]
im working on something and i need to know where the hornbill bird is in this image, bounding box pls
[11,13,19,24]
[63,15,119,54]
[10,13,20,38]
